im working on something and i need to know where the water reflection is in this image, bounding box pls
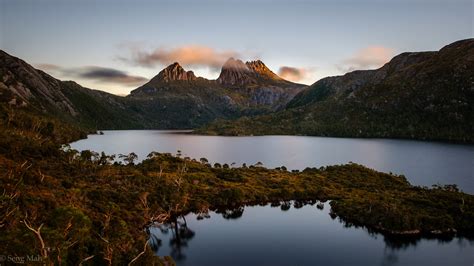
[216,206,245,220]
[149,202,473,265]
[381,248,399,266]
[149,216,196,261]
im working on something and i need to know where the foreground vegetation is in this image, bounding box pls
[1,105,473,265]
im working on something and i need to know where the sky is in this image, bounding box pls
[1,0,472,95]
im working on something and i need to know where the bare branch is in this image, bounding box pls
[79,255,95,266]
[22,216,48,259]
[128,240,148,266]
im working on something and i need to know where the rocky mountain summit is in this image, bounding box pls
[217,57,299,87]
[152,62,197,82]
[217,58,255,86]
[246,59,283,81]
[132,57,306,110]
[214,57,306,109]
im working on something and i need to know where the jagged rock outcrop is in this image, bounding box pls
[217,58,297,86]
[217,58,255,86]
[245,60,283,81]
[215,58,306,109]
[154,62,197,82]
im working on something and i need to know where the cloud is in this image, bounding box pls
[340,46,394,72]
[36,63,62,71]
[76,67,147,85]
[121,45,241,69]
[278,66,311,82]
[36,64,147,86]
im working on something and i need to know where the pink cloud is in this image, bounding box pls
[278,66,311,82]
[341,46,395,72]
[124,45,240,69]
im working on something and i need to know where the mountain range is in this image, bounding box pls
[198,39,474,143]
[0,52,305,129]
[1,39,473,142]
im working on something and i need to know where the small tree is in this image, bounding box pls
[119,152,138,165]
[98,152,115,165]
[80,150,98,163]
[147,151,160,159]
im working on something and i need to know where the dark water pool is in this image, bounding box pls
[148,202,474,266]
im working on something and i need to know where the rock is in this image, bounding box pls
[154,62,197,82]
[217,58,255,86]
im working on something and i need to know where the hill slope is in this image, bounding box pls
[197,39,474,143]
[0,50,148,129]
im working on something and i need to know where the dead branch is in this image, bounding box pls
[22,216,48,259]
[38,169,45,182]
[79,255,95,266]
[128,240,148,266]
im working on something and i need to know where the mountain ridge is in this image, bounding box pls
[130,57,306,111]
[197,38,474,143]
[2,39,472,142]
[1,51,305,130]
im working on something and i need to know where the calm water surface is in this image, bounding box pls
[149,202,474,266]
[71,130,474,194]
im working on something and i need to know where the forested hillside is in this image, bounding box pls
[197,39,474,143]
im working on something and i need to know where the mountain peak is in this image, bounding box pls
[155,62,197,82]
[217,58,254,85]
[222,58,250,71]
[245,60,282,80]
[245,59,265,68]
[218,58,288,86]
[169,62,181,68]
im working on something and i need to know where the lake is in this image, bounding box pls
[148,202,474,266]
[70,130,474,194]
[71,131,474,265]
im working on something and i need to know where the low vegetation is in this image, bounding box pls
[1,105,473,265]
